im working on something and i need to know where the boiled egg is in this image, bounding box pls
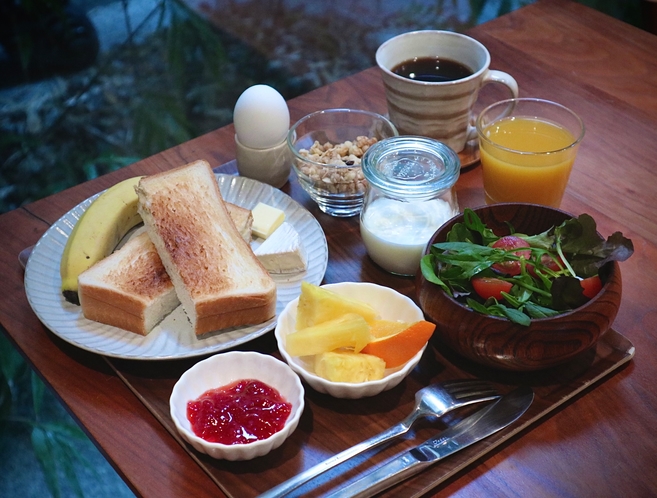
[233,85,290,150]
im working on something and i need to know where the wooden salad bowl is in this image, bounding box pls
[416,203,622,371]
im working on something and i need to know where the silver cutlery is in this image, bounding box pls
[327,385,533,498]
[260,379,500,498]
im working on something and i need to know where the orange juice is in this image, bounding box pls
[479,117,579,207]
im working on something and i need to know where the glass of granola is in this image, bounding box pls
[287,109,398,217]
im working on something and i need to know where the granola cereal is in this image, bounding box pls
[296,136,378,194]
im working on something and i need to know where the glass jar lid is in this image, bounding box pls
[361,136,460,199]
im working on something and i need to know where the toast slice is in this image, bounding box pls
[78,231,179,336]
[136,160,276,335]
[225,202,253,242]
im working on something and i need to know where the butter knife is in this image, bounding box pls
[326,385,533,498]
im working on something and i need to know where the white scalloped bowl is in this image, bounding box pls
[170,351,304,460]
[275,282,426,399]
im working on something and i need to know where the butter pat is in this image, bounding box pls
[251,202,285,239]
[254,222,307,273]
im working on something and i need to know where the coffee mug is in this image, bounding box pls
[376,30,519,153]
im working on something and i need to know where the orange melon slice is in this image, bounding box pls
[361,320,436,368]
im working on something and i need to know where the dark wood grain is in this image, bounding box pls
[1,1,657,497]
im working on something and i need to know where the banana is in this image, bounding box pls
[60,176,144,304]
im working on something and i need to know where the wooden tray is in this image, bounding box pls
[101,160,636,497]
[107,327,634,497]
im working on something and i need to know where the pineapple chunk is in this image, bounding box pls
[285,313,371,356]
[315,352,386,383]
[370,319,411,339]
[296,282,379,330]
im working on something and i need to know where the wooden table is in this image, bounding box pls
[2,0,657,496]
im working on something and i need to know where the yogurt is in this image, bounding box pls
[359,136,461,276]
[360,197,456,275]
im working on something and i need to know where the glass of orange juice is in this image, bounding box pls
[476,98,584,208]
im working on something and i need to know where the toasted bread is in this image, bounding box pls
[136,160,276,335]
[225,202,253,242]
[78,231,179,336]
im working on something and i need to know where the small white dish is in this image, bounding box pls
[275,282,426,399]
[170,351,304,461]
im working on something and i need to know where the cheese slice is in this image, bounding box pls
[252,202,285,239]
[254,222,307,273]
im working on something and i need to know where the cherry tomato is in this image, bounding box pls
[580,275,602,299]
[472,277,513,301]
[540,253,564,272]
[528,253,564,277]
[491,236,531,276]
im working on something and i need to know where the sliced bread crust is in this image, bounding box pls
[78,231,179,335]
[225,202,253,242]
[136,160,276,335]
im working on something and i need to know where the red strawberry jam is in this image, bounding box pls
[187,379,292,445]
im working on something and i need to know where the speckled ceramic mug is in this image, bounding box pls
[376,30,518,153]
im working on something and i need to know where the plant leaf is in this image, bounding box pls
[499,305,532,326]
[551,276,588,310]
[32,426,61,498]
[31,371,45,416]
[448,208,498,245]
[0,372,11,422]
[524,301,563,319]
[556,214,603,253]
[420,254,453,296]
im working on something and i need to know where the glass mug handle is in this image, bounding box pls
[465,70,519,142]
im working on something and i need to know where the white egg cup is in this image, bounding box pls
[235,135,292,188]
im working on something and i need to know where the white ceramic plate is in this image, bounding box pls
[24,174,328,360]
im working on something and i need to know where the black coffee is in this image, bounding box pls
[392,56,473,82]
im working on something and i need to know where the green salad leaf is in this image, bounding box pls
[522,213,634,278]
[421,208,634,326]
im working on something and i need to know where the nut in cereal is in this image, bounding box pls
[297,136,378,194]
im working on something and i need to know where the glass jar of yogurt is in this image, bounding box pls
[360,136,460,276]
